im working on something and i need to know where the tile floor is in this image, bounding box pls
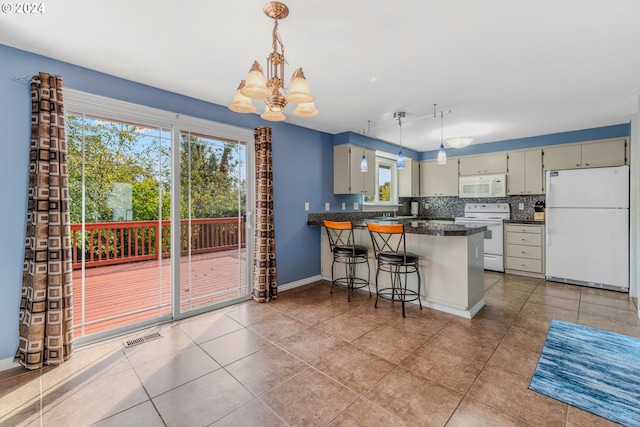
[1,272,639,426]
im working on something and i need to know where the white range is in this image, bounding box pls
[455,203,510,272]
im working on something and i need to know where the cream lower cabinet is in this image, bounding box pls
[505,223,545,277]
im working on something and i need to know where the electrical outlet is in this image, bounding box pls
[353,202,359,210]
[341,203,346,210]
[325,202,330,211]
[304,202,309,211]
[424,203,429,210]
[519,203,524,210]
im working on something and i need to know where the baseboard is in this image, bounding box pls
[417,298,486,319]
[277,275,324,292]
[0,356,20,372]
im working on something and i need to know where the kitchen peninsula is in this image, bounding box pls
[308,213,487,318]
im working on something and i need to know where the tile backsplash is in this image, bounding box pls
[398,195,545,221]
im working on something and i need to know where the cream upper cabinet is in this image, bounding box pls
[419,159,459,196]
[543,145,582,170]
[507,149,543,195]
[333,144,376,195]
[439,160,460,196]
[524,149,544,194]
[581,138,627,168]
[398,158,420,197]
[459,153,507,175]
[420,160,438,196]
[543,138,627,170]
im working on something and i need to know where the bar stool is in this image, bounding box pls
[367,222,422,318]
[323,220,371,302]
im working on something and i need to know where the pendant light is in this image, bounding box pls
[360,146,368,172]
[437,110,447,165]
[360,121,370,172]
[395,112,406,169]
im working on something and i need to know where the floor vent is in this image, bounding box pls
[124,332,162,348]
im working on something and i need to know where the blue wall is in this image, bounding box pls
[0,44,357,360]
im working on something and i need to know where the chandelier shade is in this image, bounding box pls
[228,2,318,122]
[240,61,272,99]
[292,101,319,117]
[229,81,257,113]
[260,105,286,121]
[285,68,314,104]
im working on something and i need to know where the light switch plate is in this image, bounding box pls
[341,203,346,210]
[325,202,330,211]
[353,202,359,210]
[304,202,309,211]
[518,203,524,210]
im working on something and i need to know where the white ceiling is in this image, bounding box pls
[2,0,640,152]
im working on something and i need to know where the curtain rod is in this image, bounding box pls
[12,75,39,85]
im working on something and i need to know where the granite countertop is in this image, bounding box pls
[504,219,545,225]
[308,213,486,237]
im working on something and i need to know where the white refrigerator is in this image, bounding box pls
[545,165,629,292]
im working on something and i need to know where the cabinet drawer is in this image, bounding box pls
[506,244,542,260]
[506,232,542,246]
[505,224,542,234]
[506,256,543,273]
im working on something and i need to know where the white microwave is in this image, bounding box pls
[459,174,507,198]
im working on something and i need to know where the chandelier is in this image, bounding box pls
[228,2,318,121]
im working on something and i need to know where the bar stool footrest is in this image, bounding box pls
[333,277,370,290]
[377,287,420,302]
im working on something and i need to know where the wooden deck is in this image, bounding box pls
[72,249,248,337]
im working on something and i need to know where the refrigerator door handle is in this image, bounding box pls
[546,209,550,246]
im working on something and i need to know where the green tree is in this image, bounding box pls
[180,134,245,219]
[379,182,391,202]
[67,116,170,223]
[67,116,246,225]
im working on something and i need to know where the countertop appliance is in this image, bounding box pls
[459,174,507,198]
[455,203,510,272]
[545,166,629,292]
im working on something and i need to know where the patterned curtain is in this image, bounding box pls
[15,73,74,370]
[252,127,278,302]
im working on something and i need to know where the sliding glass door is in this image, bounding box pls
[67,114,172,337]
[66,90,254,340]
[178,131,250,314]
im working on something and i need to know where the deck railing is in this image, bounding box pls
[70,217,246,269]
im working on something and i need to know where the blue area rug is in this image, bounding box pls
[529,319,640,426]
